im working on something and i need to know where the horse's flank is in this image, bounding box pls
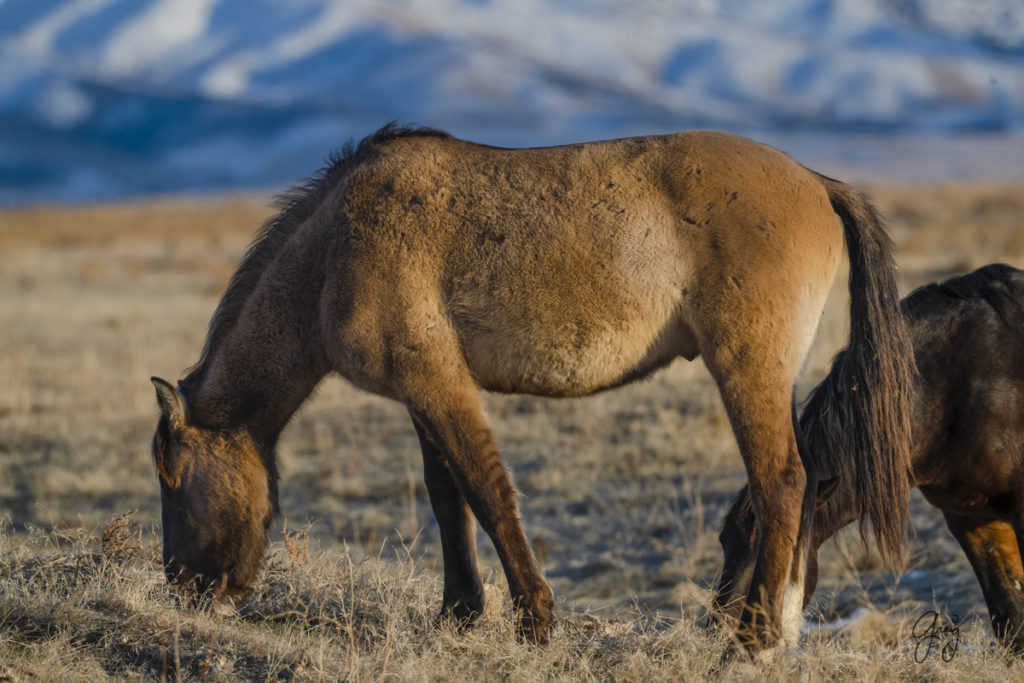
[351,131,823,393]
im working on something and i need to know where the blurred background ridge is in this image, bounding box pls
[1,0,1022,205]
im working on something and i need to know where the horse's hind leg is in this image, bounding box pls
[700,314,823,651]
[942,512,1024,653]
[412,421,485,627]
[396,339,554,643]
[720,382,814,651]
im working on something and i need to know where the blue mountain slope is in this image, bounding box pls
[1,0,1021,204]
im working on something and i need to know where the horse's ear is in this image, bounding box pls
[152,377,187,428]
[815,477,840,511]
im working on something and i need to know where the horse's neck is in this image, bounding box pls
[191,229,331,442]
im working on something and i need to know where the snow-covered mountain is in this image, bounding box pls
[1,0,1022,204]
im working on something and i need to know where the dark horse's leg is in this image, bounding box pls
[942,511,1024,653]
[412,420,485,626]
[397,338,554,644]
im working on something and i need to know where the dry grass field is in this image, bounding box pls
[1,183,1023,680]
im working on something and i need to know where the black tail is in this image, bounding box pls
[813,175,916,565]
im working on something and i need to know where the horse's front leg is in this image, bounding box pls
[412,420,486,627]
[395,335,554,644]
[944,511,1024,654]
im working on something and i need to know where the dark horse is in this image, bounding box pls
[716,264,1024,652]
[150,124,913,651]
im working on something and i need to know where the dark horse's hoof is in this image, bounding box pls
[437,593,485,633]
[515,594,555,645]
[517,613,552,645]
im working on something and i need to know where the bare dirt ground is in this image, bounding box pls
[1,184,1023,680]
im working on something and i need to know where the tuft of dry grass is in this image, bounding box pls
[1,184,1023,679]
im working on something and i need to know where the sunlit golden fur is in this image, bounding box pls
[151,124,914,650]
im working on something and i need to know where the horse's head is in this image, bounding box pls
[150,377,277,604]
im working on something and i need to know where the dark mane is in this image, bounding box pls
[179,122,450,394]
[801,263,1024,540]
[797,351,853,538]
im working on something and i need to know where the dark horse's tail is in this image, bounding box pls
[811,175,916,565]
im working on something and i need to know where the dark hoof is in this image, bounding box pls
[437,593,485,633]
[515,596,555,645]
[517,614,551,645]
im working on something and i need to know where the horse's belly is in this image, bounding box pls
[462,310,699,397]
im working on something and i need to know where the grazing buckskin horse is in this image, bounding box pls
[150,123,914,650]
[716,264,1024,651]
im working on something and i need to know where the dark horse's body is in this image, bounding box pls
[717,264,1024,651]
